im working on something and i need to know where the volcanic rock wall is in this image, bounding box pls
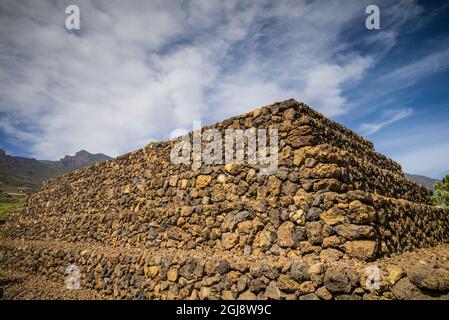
[1,99,449,300]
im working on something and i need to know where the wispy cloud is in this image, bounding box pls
[359,108,413,135]
[380,47,449,87]
[0,0,430,159]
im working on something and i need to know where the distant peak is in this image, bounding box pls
[59,150,112,170]
[61,150,93,161]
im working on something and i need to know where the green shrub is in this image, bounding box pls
[146,141,161,149]
[432,174,449,214]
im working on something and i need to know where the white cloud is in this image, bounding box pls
[302,57,374,116]
[0,0,424,159]
[393,142,449,178]
[372,121,449,178]
[360,108,413,135]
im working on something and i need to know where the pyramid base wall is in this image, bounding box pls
[1,99,449,300]
[1,239,449,300]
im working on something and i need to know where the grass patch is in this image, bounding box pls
[0,199,23,222]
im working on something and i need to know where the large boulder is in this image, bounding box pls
[407,264,449,291]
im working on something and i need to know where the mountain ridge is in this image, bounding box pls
[0,147,442,191]
[0,148,111,192]
[404,173,439,190]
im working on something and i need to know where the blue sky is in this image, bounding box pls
[0,0,448,178]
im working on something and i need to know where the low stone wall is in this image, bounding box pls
[1,240,448,300]
[4,188,447,261]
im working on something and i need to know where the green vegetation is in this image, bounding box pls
[0,149,111,223]
[0,198,23,222]
[146,141,161,148]
[0,188,24,222]
[432,175,449,214]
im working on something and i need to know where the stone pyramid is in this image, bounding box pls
[1,99,448,300]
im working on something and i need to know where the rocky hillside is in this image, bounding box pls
[404,173,439,190]
[0,149,111,192]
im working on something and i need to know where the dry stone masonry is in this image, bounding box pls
[1,99,449,300]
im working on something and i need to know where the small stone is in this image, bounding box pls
[221,232,239,250]
[180,179,188,189]
[299,281,315,294]
[319,248,343,262]
[177,217,186,226]
[298,293,319,300]
[289,209,306,225]
[277,221,298,248]
[306,221,324,245]
[222,290,235,300]
[179,259,197,280]
[283,108,296,120]
[261,265,279,280]
[391,278,425,300]
[230,262,248,273]
[217,260,230,275]
[270,244,280,255]
[147,266,159,279]
[308,262,326,286]
[265,281,282,300]
[387,265,405,285]
[306,207,322,221]
[196,175,212,188]
[224,163,238,174]
[304,157,317,168]
[334,224,375,240]
[181,206,193,217]
[249,279,266,294]
[267,176,282,196]
[167,268,178,282]
[293,147,310,166]
[315,286,332,300]
[168,175,178,187]
[238,290,257,300]
[341,240,377,261]
[322,235,340,248]
[324,268,351,293]
[224,211,250,232]
[237,276,248,292]
[320,207,345,225]
[277,275,300,293]
[217,174,227,184]
[290,260,310,282]
[348,201,376,224]
[255,229,275,251]
[199,287,211,300]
